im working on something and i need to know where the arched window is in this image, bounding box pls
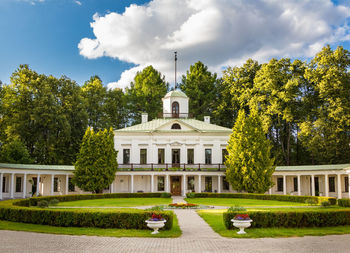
[171,123,181,129]
[172,101,179,118]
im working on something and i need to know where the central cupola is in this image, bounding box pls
[162,90,189,118]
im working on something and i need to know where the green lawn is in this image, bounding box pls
[197,209,350,238]
[56,198,172,207]
[185,198,309,207]
[0,215,181,238]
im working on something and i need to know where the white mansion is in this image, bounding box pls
[1,90,350,199]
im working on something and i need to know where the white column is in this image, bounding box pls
[283,175,286,195]
[10,173,14,199]
[311,175,315,196]
[166,174,170,192]
[198,175,202,193]
[337,174,342,199]
[130,174,134,193]
[151,174,154,193]
[297,175,301,196]
[36,174,40,196]
[51,174,54,196]
[325,174,329,197]
[23,173,27,198]
[218,175,221,193]
[0,173,3,200]
[65,175,69,195]
[110,183,114,193]
[182,175,186,196]
[268,187,272,195]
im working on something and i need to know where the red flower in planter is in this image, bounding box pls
[150,213,163,221]
[234,214,250,220]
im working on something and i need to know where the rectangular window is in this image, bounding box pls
[68,178,75,192]
[345,177,349,193]
[277,177,283,192]
[205,149,212,165]
[187,176,195,191]
[54,177,59,192]
[140,149,147,164]
[157,176,165,191]
[205,176,212,192]
[293,177,298,192]
[222,149,228,164]
[158,149,165,164]
[2,177,7,193]
[15,177,22,192]
[123,149,130,164]
[329,176,335,192]
[223,176,230,190]
[187,149,194,164]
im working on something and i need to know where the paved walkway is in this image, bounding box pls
[1,196,349,252]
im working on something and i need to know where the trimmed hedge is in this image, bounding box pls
[224,210,350,229]
[186,192,337,205]
[14,192,171,207]
[338,199,350,207]
[0,193,174,230]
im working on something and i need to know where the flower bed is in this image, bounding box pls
[168,203,198,208]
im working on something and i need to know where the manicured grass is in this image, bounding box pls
[197,209,350,238]
[185,198,309,207]
[0,214,181,238]
[56,197,172,207]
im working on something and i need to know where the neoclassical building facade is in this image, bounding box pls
[1,90,350,199]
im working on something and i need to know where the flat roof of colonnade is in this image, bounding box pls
[0,163,350,172]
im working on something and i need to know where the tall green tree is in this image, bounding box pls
[300,45,350,164]
[216,59,260,128]
[125,66,168,124]
[0,139,33,164]
[81,76,107,130]
[73,127,118,193]
[225,109,275,193]
[180,61,219,121]
[1,65,88,164]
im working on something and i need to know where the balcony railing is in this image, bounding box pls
[160,113,193,118]
[118,163,226,171]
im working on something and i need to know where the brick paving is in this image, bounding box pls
[0,196,349,253]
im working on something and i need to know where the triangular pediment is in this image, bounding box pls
[155,119,199,132]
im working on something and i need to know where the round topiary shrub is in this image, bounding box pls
[37,200,49,208]
[321,201,331,207]
[49,199,59,206]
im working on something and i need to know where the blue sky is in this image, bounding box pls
[0,0,350,88]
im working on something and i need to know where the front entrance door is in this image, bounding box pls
[172,149,180,167]
[170,176,181,196]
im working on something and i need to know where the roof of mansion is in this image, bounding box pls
[115,118,232,133]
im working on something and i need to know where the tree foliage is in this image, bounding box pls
[225,109,275,193]
[125,66,168,124]
[73,127,118,193]
[180,61,219,121]
[0,139,33,164]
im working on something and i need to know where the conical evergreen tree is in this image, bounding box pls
[73,127,118,193]
[225,109,275,193]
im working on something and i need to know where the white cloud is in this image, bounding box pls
[79,0,350,89]
[74,0,81,6]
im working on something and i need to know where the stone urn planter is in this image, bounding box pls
[146,213,167,234]
[145,220,167,234]
[231,214,252,234]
